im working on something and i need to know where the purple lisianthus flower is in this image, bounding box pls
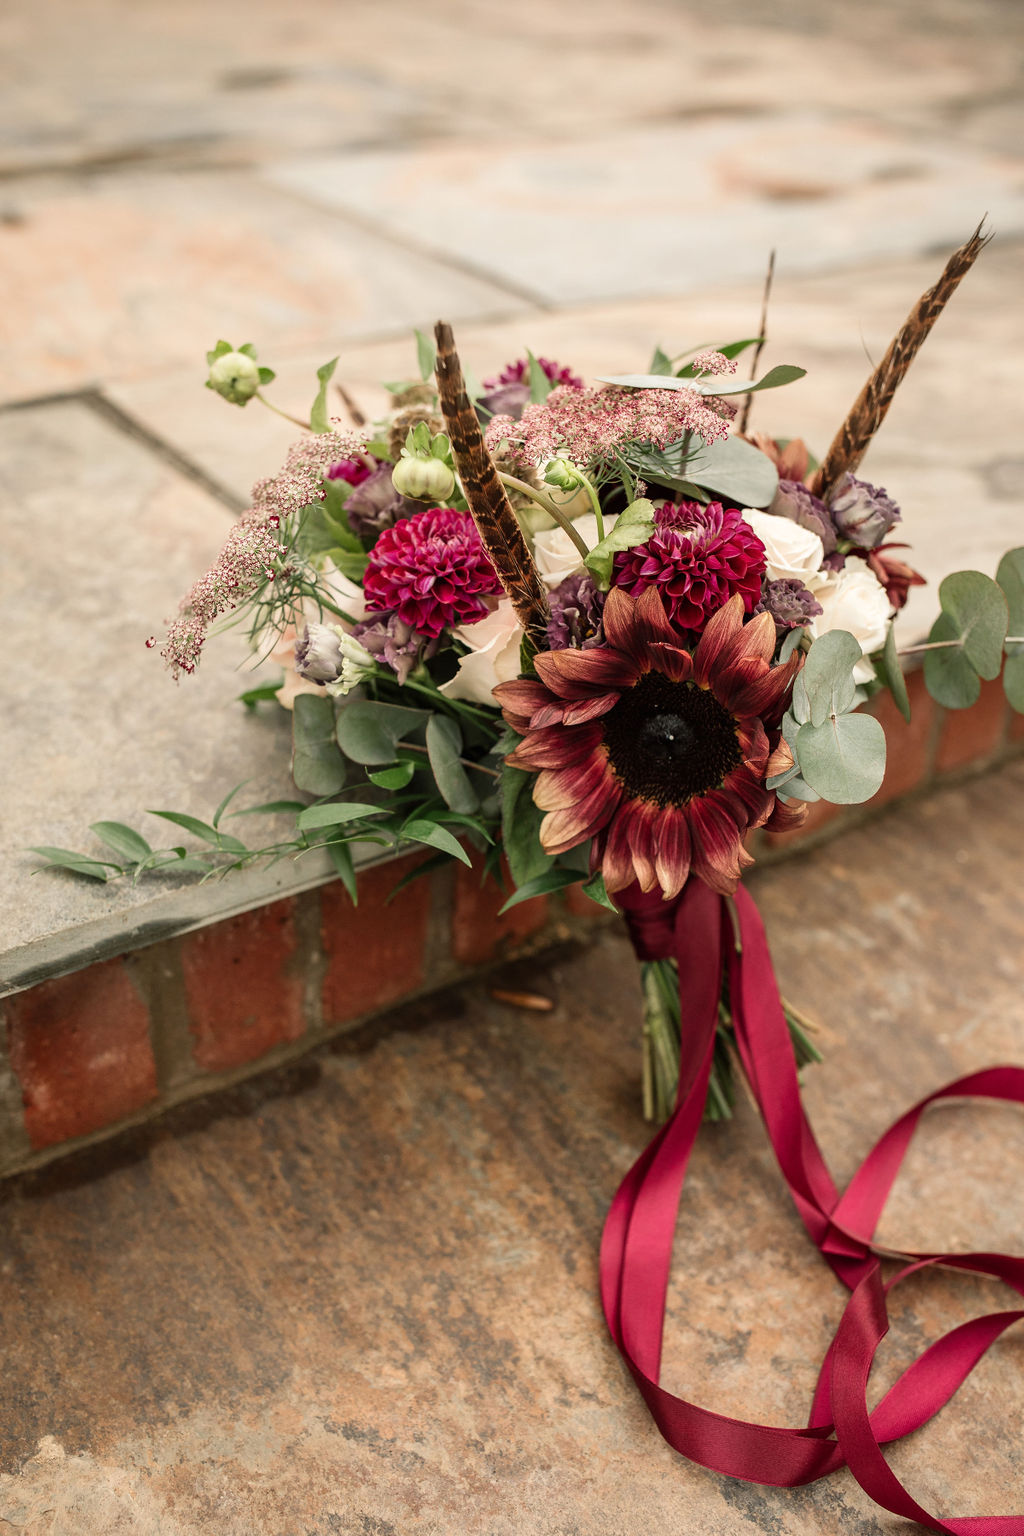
[546,572,606,651]
[294,623,344,683]
[350,612,437,686]
[828,472,901,549]
[754,578,823,639]
[771,479,838,556]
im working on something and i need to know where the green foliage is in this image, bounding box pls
[400,817,472,866]
[923,612,981,708]
[335,699,430,765]
[292,694,348,795]
[414,328,436,382]
[795,713,886,804]
[500,759,551,887]
[996,547,1024,712]
[647,345,673,376]
[90,821,152,863]
[526,349,554,403]
[297,802,387,833]
[938,570,1008,678]
[673,337,763,377]
[425,713,479,814]
[583,498,656,587]
[795,629,860,726]
[597,363,805,397]
[367,761,417,789]
[326,839,358,903]
[237,675,283,709]
[310,356,339,433]
[498,867,582,913]
[878,623,911,723]
[581,870,618,911]
[30,846,116,881]
[626,433,777,508]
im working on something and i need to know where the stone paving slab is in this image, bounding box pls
[266,113,1024,307]
[109,240,1024,643]
[2,0,1021,176]
[0,760,1021,1533]
[0,170,527,404]
[0,399,315,989]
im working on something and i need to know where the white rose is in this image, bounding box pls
[741,508,824,587]
[809,563,893,683]
[440,599,524,706]
[533,513,617,589]
[323,564,368,627]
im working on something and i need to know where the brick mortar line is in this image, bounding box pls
[0,905,606,1183]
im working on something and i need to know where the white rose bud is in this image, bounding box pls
[740,508,825,587]
[809,564,893,684]
[533,513,617,589]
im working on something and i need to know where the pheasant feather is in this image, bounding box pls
[433,321,551,648]
[812,222,991,500]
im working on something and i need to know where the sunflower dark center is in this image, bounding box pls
[602,670,742,806]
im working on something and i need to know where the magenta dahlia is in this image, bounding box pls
[494,588,804,899]
[483,357,584,392]
[613,501,766,631]
[363,507,502,639]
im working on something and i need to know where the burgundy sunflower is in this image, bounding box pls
[494,587,805,900]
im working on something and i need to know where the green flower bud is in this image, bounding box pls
[391,455,456,502]
[207,350,262,405]
[543,454,582,491]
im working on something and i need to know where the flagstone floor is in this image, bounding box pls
[3,0,1024,1529]
[1,760,1023,1534]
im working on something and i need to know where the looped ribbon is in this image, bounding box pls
[603,879,1024,1532]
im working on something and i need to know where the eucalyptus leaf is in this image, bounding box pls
[89,821,152,863]
[310,356,339,434]
[800,629,861,727]
[790,674,811,726]
[779,627,806,664]
[682,433,779,508]
[597,363,805,397]
[292,693,348,794]
[776,777,821,803]
[938,570,1008,678]
[795,713,886,804]
[648,345,673,376]
[879,622,911,723]
[425,714,479,814]
[923,611,981,710]
[401,818,472,867]
[996,547,1024,712]
[367,761,417,790]
[336,699,430,765]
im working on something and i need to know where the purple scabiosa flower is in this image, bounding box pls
[350,612,435,686]
[754,578,823,639]
[828,472,901,549]
[294,623,345,683]
[343,465,413,540]
[613,501,766,632]
[771,479,838,556]
[546,572,606,651]
[479,357,584,420]
[362,507,502,639]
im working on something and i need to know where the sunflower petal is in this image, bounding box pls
[539,777,621,854]
[533,749,614,811]
[534,645,637,697]
[561,691,621,726]
[687,792,750,895]
[654,805,692,901]
[506,722,601,770]
[648,642,694,683]
[692,594,744,684]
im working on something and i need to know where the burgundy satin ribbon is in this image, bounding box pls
[602,879,1024,1532]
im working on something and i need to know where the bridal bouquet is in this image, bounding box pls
[36,228,1024,1530]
